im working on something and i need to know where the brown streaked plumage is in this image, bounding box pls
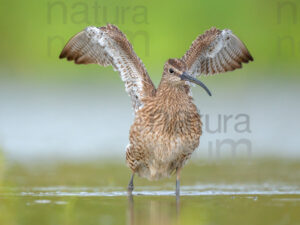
[59,24,253,196]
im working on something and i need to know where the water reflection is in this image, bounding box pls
[127,194,134,225]
[1,159,300,225]
[124,194,300,225]
[1,190,300,225]
[127,194,180,225]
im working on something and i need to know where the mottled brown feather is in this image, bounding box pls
[59,24,155,112]
[182,27,253,76]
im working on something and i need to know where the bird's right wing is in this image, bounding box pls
[59,24,156,112]
[182,27,253,77]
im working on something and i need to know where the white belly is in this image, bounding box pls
[137,136,195,180]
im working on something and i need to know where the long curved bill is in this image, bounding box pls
[180,72,212,96]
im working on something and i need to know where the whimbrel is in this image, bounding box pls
[59,24,253,196]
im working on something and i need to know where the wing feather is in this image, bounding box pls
[59,24,155,112]
[182,27,253,76]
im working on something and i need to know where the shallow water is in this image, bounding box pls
[1,188,300,225]
[4,183,300,197]
[1,160,300,225]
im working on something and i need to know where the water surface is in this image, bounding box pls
[1,160,300,225]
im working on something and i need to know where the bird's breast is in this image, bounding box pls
[132,100,202,157]
[128,99,202,180]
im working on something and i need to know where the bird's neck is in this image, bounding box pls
[156,78,192,104]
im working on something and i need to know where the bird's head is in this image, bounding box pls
[163,58,211,96]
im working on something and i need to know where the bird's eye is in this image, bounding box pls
[169,68,174,74]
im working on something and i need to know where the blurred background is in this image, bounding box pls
[0,0,300,224]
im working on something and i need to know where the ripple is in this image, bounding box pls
[34,199,51,204]
[1,183,300,197]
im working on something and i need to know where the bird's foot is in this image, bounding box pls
[176,179,180,197]
[127,184,134,194]
[127,185,133,195]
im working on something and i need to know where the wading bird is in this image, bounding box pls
[59,24,253,196]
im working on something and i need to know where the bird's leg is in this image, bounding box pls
[176,168,181,197]
[127,173,135,194]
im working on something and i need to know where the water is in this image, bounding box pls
[1,187,300,225]
[1,160,300,225]
[7,183,300,197]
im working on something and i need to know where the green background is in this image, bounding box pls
[0,0,299,83]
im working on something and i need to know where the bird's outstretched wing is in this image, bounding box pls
[59,24,155,112]
[182,27,253,77]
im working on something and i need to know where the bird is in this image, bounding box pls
[59,24,253,196]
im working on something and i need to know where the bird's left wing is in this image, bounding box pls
[59,24,155,112]
[182,27,253,77]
